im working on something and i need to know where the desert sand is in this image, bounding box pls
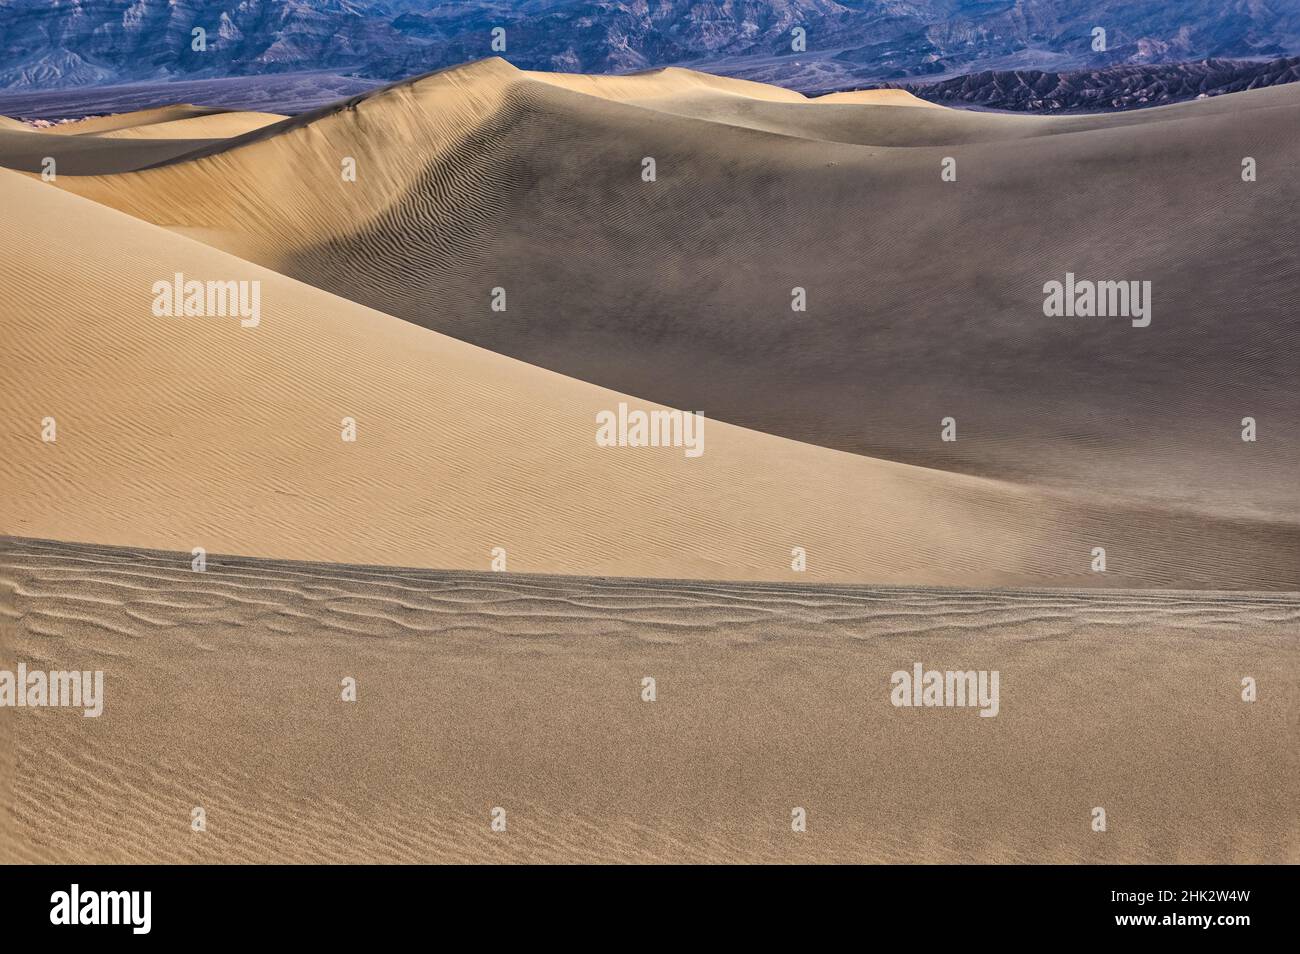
[2,537,1296,863]
[0,105,283,174]
[0,60,1295,864]
[23,59,1296,527]
[0,59,1295,588]
[91,111,286,140]
[1,165,1294,588]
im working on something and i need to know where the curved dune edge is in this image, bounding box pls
[522,65,810,103]
[809,88,943,108]
[24,105,234,135]
[0,126,225,175]
[93,111,287,140]
[3,167,1289,588]
[0,105,285,174]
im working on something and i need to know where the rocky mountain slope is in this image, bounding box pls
[1,0,1298,92]
[879,55,1300,111]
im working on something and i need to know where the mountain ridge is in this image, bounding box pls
[2,0,1298,93]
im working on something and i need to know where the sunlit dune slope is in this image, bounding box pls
[812,88,943,107]
[521,66,808,103]
[2,168,1292,587]
[94,110,286,140]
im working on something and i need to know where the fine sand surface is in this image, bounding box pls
[0,60,1296,865]
[1,537,1296,864]
[25,58,1298,526]
[91,111,286,140]
[1,166,1294,589]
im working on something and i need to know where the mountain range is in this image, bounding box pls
[2,0,1299,92]
[880,54,1300,110]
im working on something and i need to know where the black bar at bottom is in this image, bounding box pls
[1,864,1283,940]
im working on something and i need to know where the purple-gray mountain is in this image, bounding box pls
[884,55,1300,111]
[2,0,1299,93]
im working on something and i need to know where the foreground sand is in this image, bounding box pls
[1,537,1295,863]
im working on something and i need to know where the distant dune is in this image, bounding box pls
[0,105,286,173]
[91,111,285,140]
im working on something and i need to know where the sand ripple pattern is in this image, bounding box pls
[3,537,1298,647]
[2,537,1297,864]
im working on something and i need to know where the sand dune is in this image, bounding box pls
[521,68,949,120]
[29,59,1297,541]
[0,56,1296,868]
[812,88,944,107]
[0,105,285,174]
[523,65,809,104]
[30,105,238,136]
[5,59,1294,587]
[2,537,1295,863]
[9,165,1291,587]
[93,111,286,140]
[523,70,950,139]
[0,124,223,174]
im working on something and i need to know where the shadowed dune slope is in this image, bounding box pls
[42,59,1300,534]
[2,168,1294,588]
[0,125,224,173]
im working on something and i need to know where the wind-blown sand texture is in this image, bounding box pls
[2,538,1296,864]
[0,59,1296,863]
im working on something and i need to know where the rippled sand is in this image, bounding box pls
[2,537,1295,863]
